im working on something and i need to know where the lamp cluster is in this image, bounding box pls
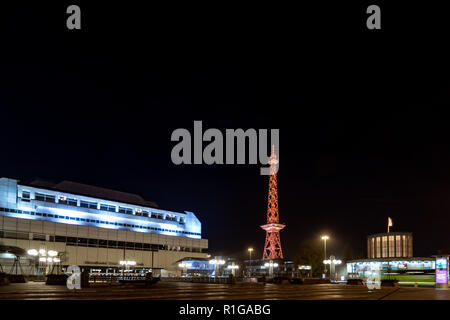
[323,259,342,265]
[178,262,192,268]
[226,265,239,270]
[209,259,225,265]
[27,249,60,263]
[298,265,312,270]
[264,262,279,267]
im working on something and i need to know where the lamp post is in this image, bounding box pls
[321,235,329,278]
[209,258,225,278]
[323,257,342,281]
[178,262,191,277]
[27,249,38,275]
[298,265,312,278]
[247,248,254,276]
[28,249,59,275]
[264,261,279,278]
[227,264,239,277]
[119,260,136,280]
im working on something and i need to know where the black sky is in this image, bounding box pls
[1,2,450,260]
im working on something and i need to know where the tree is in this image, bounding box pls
[293,239,324,277]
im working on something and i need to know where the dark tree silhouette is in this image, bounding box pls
[293,239,324,277]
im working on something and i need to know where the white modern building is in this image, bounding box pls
[0,177,208,276]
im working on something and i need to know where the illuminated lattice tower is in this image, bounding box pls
[261,145,285,260]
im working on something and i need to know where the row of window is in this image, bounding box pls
[0,230,203,253]
[20,191,186,224]
[369,235,413,258]
[0,207,200,236]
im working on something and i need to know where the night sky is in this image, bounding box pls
[1,3,450,260]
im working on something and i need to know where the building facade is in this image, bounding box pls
[347,258,435,279]
[367,232,413,259]
[0,178,208,276]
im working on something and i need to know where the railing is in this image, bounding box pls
[161,276,234,284]
[88,274,147,283]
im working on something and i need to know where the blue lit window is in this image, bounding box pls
[58,196,78,206]
[22,191,31,202]
[80,201,98,209]
[35,193,56,203]
[119,207,133,215]
[67,198,77,206]
[135,209,149,217]
[100,204,116,212]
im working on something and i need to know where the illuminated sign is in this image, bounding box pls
[436,257,448,284]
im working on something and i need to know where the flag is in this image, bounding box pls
[388,217,393,227]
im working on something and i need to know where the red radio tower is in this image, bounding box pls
[261,145,285,260]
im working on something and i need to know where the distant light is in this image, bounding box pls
[321,235,329,240]
[47,257,53,262]
[39,257,46,262]
[298,265,311,270]
[227,265,239,269]
[53,258,61,263]
[248,248,254,252]
[39,249,46,256]
[27,249,38,256]
[120,260,136,266]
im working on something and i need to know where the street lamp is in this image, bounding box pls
[321,235,329,278]
[48,250,58,257]
[209,258,225,278]
[28,249,59,275]
[227,264,239,277]
[247,248,254,276]
[119,260,136,266]
[264,261,279,278]
[323,256,342,281]
[27,249,38,256]
[178,262,192,277]
[119,260,136,279]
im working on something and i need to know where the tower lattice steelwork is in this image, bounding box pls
[261,145,285,260]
